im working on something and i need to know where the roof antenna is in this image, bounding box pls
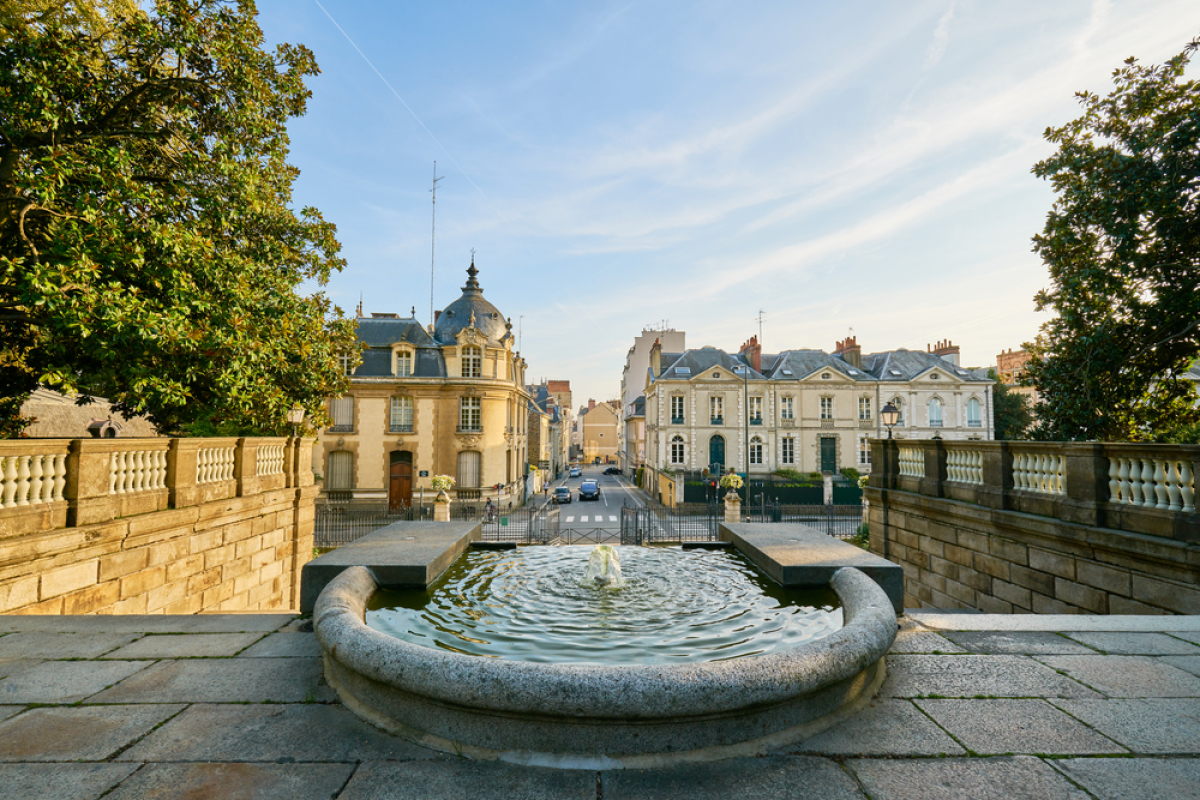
[430,161,444,326]
[356,293,363,318]
[756,309,765,347]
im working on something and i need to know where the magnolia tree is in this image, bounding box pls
[1025,36,1200,442]
[0,0,357,436]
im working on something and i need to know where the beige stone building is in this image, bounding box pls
[644,335,993,477]
[317,261,531,509]
[579,399,619,464]
[619,329,686,472]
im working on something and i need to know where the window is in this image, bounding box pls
[749,396,762,424]
[929,397,943,427]
[967,397,982,427]
[339,354,355,376]
[459,396,482,431]
[710,396,724,424]
[858,436,872,466]
[457,451,481,488]
[670,435,685,465]
[394,350,412,377]
[712,372,720,379]
[326,451,353,490]
[858,397,872,420]
[749,436,764,465]
[329,397,354,431]
[462,346,482,378]
[780,396,794,420]
[675,367,691,375]
[390,396,413,432]
[820,396,833,420]
[892,397,905,426]
[821,373,831,379]
[671,396,685,424]
[781,437,795,464]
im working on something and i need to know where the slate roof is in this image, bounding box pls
[861,349,989,382]
[350,316,447,378]
[656,348,766,380]
[432,261,511,346]
[767,350,872,381]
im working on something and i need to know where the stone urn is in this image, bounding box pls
[723,490,741,522]
[433,490,451,522]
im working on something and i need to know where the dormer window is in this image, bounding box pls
[394,350,413,377]
[462,346,482,378]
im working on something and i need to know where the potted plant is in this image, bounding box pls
[719,471,743,501]
[430,474,455,504]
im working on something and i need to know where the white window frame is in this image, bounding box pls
[462,346,482,378]
[858,397,872,420]
[459,396,482,431]
[967,397,982,427]
[390,396,413,432]
[394,349,413,377]
[710,395,724,423]
[329,397,354,431]
[326,450,354,490]
[671,395,685,424]
[339,354,355,376]
[780,396,794,420]
[749,435,764,465]
[858,436,872,466]
[670,435,685,465]
[781,437,795,464]
[820,396,833,420]
[749,396,762,423]
[929,397,943,427]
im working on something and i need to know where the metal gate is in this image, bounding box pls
[619,502,720,545]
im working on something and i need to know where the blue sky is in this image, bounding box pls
[256,0,1200,407]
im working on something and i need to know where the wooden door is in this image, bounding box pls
[820,437,836,474]
[389,455,413,510]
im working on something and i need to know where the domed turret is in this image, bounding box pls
[433,258,509,345]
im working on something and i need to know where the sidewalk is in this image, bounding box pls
[1,612,1198,799]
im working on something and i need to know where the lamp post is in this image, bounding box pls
[286,406,305,438]
[880,402,899,439]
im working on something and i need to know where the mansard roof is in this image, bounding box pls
[766,350,873,381]
[861,349,988,382]
[350,316,447,378]
[656,347,766,379]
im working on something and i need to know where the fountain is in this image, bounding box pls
[312,532,899,768]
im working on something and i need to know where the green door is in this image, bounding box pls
[820,437,836,473]
[709,435,726,473]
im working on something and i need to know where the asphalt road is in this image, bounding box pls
[547,465,643,532]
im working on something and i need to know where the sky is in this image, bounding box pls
[255,0,1200,407]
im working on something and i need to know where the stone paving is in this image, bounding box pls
[1,612,1199,799]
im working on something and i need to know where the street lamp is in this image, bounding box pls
[286,405,306,438]
[880,402,899,439]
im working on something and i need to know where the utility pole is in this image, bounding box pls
[429,162,444,327]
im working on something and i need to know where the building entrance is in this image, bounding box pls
[389,451,413,510]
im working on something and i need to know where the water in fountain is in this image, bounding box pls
[582,544,624,588]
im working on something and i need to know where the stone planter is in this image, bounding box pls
[433,490,451,522]
[724,492,742,522]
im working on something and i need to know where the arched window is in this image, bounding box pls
[749,435,764,466]
[394,350,413,377]
[327,451,354,490]
[390,396,413,432]
[967,397,982,427]
[928,397,943,427]
[462,346,482,378]
[670,435,685,465]
[891,397,905,426]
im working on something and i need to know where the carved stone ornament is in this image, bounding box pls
[458,435,481,448]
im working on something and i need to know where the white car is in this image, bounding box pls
[569,467,582,478]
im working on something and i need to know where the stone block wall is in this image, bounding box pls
[867,439,1200,614]
[0,437,316,614]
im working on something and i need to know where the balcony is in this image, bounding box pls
[750,418,763,426]
[327,425,354,433]
[968,420,982,427]
[820,418,834,428]
[456,425,483,434]
[930,420,943,427]
[671,417,684,425]
[858,419,874,429]
[389,424,413,434]
[710,417,724,426]
[780,418,795,428]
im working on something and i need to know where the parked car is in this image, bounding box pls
[603,467,622,475]
[553,486,572,504]
[579,480,601,501]
[569,467,582,478]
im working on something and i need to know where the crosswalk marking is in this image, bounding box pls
[581,516,588,522]
[566,516,575,523]
[610,516,617,522]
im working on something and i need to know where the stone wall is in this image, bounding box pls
[867,439,1200,614]
[0,437,316,614]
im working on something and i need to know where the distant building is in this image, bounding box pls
[578,398,619,464]
[316,260,532,509]
[996,347,1038,405]
[644,335,993,476]
[619,329,686,472]
[19,389,159,438]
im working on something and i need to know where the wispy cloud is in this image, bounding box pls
[926,1,957,69]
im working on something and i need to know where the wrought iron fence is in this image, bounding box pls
[313,500,557,548]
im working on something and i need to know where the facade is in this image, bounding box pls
[528,381,569,479]
[317,261,532,509]
[996,347,1038,405]
[644,335,993,477]
[20,388,159,438]
[579,399,619,464]
[619,329,686,472]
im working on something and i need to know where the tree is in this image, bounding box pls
[1024,36,1200,442]
[0,0,358,436]
[989,369,1032,440]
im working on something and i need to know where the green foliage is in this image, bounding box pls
[772,468,806,481]
[839,467,861,483]
[850,523,869,550]
[989,369,1033,440]
[1025,36,1200,442]
[0,0,357,437]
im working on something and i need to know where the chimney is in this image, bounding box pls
[588,399,596,411]
[738,335,762,373]
[834,336,861,369]
[649,338,662,377]
[930,339,961,366]
[434,310,442,325]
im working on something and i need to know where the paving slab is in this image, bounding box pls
[104,633,263,659]
[1169,631,1200,646]
[0,704,183,761]
[89,658,333,704]
[0,659,150,703]
[889,630,966,654]
[237,632,322,658]
[340,760,595,800]
[0,763,140,800]
[0,706,22,722]
[942,631,1098,655]
[881,655,1100,699]
[1050,699,1200,753]
[794,699,965,756]
[1052,756,1200,800]
[601,755,865,800]
[1062,632,1200,655]
[1159,655,1200,677]
[909,614,1200,632]
[915,698,1127,755]
[0,614,294,634]
[104,763,356,800]
[0,659,42,679]
[118,703,437,763]
[847,755,1090,800]
[0,632,141,659]
[1037,655,1200,697]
